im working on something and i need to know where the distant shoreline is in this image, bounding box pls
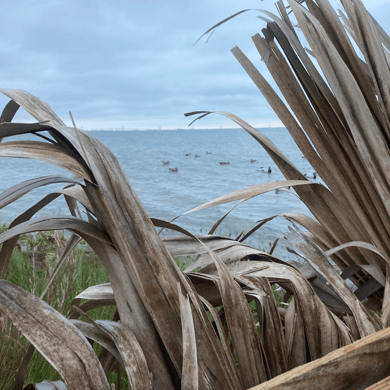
[87,126,287,132]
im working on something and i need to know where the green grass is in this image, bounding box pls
[1,240,126,388]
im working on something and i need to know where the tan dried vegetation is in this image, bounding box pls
[1,0,390,388]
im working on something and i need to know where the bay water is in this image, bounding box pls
[0,128,318,260]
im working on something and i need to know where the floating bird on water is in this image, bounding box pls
[251,159,257,163]
[206,151,211,154]
[313,172,317,179]
[185,153,191,156]
[169,168,178,172]
[267,167,272,173]
[220,162,230,165]
[162,161,170,165]
[195,154,201,158]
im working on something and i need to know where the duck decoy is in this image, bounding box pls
[169,167,178,172]
[206,151,211,154]
[220,162,230,165]
[162,161,170,165]
[251,159,257,163]
[185,153,191,156]
[304,172,317,179]
[195,154,201,158]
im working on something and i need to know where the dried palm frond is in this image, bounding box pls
[188,0,390,336]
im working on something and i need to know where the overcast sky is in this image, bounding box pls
[0,0,388,130]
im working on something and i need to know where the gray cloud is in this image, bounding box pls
[0,0,387,129]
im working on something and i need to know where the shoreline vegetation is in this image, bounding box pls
[0,226,125,387]
[0,224,287,388]
[1,0,390,388]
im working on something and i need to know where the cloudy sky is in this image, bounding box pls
[0,0,388,130]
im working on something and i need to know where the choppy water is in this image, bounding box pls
[0,128,318,260]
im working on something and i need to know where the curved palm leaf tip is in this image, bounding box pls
[1,1,389,388]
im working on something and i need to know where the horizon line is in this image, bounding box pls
[83,125,286,131]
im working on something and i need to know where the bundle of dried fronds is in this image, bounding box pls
[189,0,390,342]
[1,0,390,388]
[0,91,360,388]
